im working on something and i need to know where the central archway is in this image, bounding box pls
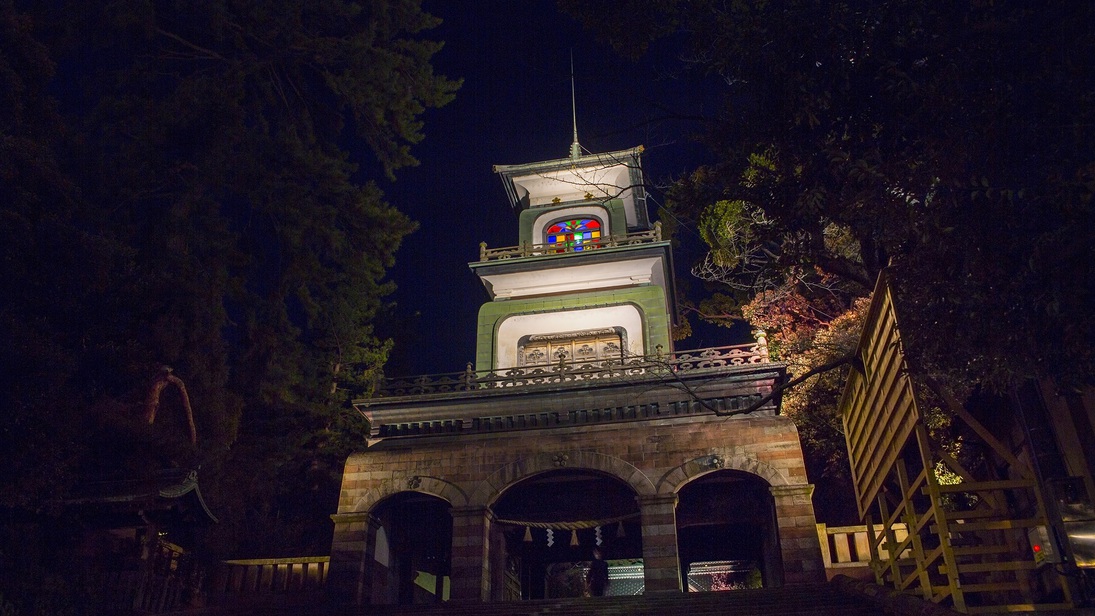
[489,469,643,599]
[676,470,781,591]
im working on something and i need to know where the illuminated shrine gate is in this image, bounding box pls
[327,146,825,605]
[327,349,827,605]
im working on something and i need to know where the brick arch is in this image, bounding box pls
[657,450,790,494]
[468,450,656,507]
[352,475,469,513]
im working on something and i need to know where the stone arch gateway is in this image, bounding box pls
[330,364,825,604]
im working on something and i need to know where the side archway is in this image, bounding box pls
[674,469,783,590]
[352,476,468,514]
[365,491,454,605]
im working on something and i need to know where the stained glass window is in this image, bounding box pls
[546,218,602,252]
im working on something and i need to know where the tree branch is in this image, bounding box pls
[715,352,857,417]
[155,28,226,62]
[680,304,746,324]
[145,366,198,446]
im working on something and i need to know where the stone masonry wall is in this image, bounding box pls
[330,412,825,602]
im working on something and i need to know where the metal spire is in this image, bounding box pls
[569,49,581,160]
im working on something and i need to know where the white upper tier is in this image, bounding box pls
[494,147,649,230]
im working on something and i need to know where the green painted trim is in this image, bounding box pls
[517,199,628,245]
[474,285,671,371]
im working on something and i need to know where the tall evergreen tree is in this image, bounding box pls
[1,0,459,570]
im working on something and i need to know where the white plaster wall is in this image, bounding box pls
[605,166,637,227]
[480,257,662,299]
[494,304,644,370]
[515,166,622,206]
[514,163,635,225]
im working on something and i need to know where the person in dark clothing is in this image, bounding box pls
[587,548,609,597]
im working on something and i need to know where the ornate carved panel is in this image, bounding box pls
[518,328,624,367]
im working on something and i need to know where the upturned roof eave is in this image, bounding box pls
[493,147,644,211]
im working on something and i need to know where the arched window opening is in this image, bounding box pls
[545,218,602,252]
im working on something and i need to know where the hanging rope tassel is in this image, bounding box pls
[524,526,532,542]
[616,521,625,538]
[570,529,579,546]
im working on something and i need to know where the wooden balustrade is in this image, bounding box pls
[816,523,909,580]
[211,556,329,597]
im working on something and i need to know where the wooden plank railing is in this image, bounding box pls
[210,556,329,597]
[816,523,909,572]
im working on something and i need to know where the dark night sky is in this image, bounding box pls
[376,1,738,377]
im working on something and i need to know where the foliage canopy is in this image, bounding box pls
[0,0,459,568]
[563,0,1095,520]
[565,0,1095,388]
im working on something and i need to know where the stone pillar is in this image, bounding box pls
[488,514,509,602]
[770,484,825,584]
[637,493,681,593]
[449,506,493,601]
[327,512,381,604]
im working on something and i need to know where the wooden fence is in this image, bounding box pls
[816,523,909,580]
[209,556,328,600]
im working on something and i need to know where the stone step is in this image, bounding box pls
[197,583,890,616]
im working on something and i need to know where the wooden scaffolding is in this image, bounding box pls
[838,272,1074,613]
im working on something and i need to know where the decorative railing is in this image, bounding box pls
[478,222,662,262]
[372,342,770,398]
[374,394,764,438]
[96,541,199,614]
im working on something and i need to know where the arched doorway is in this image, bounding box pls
[368,492,452,605]
[490,469,643,599]
[676,470,781,591]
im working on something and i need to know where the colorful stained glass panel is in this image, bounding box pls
[546,218,603,252]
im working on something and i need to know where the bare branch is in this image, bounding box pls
[145,366,198,446]
[714,353,857,417]
[155,28,226,62]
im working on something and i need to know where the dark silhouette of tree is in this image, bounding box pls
[563,0,1094,388]
[0,4,460,602]
[562,0,1095,522]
